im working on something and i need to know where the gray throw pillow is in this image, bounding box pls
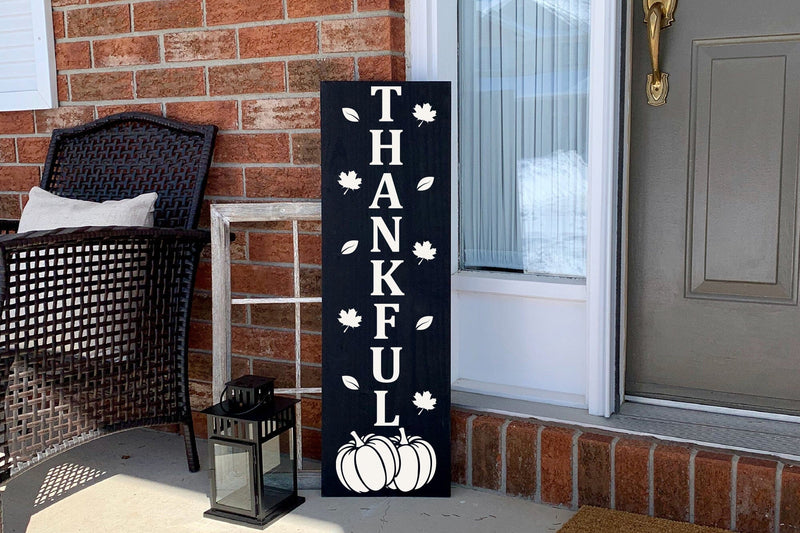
[18,186,158,233]
[7,187,159,355]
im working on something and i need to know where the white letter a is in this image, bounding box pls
[369,173,402,209]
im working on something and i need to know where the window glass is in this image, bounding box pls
[459,0,590,277]
[213,443,254,512]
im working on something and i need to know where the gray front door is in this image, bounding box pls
[626,1,800,414]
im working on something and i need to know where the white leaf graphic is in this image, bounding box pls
[338,170,361,194]
[342,375,360,390]
[416,316,433,330]
[416,176,435,191]
[412,241,437,264]
[341,240,359,255]
[412,103,437,126]
[412,391,437,414]
[338,308,362,332]
[342,107,360,122]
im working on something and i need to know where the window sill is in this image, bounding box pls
[452,390,800,462]
[452,378,586,408]
[452,271,586,301]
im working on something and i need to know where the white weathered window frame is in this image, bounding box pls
[210,202,322,474]
[0,0,58,112]
[407,0,621,416]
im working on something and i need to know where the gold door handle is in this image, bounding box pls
[644,0,676,106]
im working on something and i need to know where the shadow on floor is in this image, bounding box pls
[3,428,209,532]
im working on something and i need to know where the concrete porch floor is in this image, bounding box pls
[3,429,574,532]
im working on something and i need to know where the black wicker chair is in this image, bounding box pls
[0,112,216,528]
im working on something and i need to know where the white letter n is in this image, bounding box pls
[371,217,401,252]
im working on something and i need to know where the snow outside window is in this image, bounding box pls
[459,0,590,277]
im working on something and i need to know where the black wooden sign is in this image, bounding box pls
[321,82,451,497]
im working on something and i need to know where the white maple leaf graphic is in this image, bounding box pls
[338,308,362,332]
[412,241,437,264]
[413,391,437,415]
[412,103,436,127]
[338,170,361,194]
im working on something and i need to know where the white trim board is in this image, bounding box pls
[585,0,622,416]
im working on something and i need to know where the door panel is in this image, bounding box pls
[627,1,800,414]
[687,38,800,303]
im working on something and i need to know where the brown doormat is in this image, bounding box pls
[558,506,733,533]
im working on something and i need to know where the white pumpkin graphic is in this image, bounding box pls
[335,431,400,493]
[387,427,436,492]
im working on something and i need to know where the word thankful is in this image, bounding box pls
[368,86,406,429]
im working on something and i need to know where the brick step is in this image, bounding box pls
[452,408,800,533]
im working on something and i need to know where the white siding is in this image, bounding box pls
[0,0,56,111]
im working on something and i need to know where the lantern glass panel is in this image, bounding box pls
[261,429,296,509]
[213,442,254,513]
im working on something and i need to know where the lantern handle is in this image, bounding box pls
[217,384,270,416]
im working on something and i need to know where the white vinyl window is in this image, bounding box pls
[410,0,619,415]
[459,0,590,277]
[0,0,57,111]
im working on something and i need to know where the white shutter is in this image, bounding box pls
[0,0,56,111]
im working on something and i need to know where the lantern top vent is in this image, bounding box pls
[202,375,298,423]
[224,375,274,410]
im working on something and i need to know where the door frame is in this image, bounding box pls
[617,0,633,413]
[587,0,625,417]
[617,0,800,422]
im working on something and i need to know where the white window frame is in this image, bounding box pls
[0,0,58,112]
[407,0,620,416]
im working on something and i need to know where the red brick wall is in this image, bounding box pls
[0,0,406,460]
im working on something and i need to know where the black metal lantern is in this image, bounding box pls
[202,375,304,528]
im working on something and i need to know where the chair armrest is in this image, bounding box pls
[0,225,209,245]
[0,226,209,307]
